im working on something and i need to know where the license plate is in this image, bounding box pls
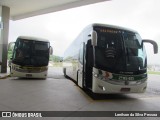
[26,74,32,77]
[120,88,130,92]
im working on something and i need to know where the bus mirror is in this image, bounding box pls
[142,39,158,54]
[49,46,53,55]
[91,31,97,46]
[8,42,15,51]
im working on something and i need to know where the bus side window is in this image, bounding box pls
[79,43,83,64]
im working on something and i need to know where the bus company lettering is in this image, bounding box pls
[118,76,134,81]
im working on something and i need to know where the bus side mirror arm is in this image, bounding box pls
[142,39,158,54]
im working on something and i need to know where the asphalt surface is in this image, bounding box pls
[0,67,160,120]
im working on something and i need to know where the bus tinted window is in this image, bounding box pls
[94,27,147,73]
[12,39,50,66]
[35,42,49,50]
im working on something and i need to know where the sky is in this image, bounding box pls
[9,0,160,65]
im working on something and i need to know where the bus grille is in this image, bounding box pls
[12,66,48,73]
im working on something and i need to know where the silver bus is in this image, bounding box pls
[63,23,158,94]
[9,36,53,78]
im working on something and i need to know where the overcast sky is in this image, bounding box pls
[9,0,160,65]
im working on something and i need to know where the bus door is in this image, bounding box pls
[77,43,85,88]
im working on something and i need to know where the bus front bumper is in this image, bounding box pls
[10,69,48,79]
[92,77,147,94]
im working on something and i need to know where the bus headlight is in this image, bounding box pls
[93,72,108,81]
[93,73,99,78]
[136,79,147,84]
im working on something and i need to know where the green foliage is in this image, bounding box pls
[7,43,15,60]
[148,71,160,75]
[8,50,13,60]
[50,55,63,62]
[8,45,14,51]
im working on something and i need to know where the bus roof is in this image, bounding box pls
[87,23,138,33]
[17,36,50,42]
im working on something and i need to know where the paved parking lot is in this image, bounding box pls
[0,67,160,120]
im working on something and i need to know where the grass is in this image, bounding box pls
[148,71,160,75]
[51,62,63,67]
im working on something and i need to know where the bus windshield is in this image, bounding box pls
[12,39,50,66]
[94,28,147,73]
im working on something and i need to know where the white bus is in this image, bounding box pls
[63,23,158,94]
[9,36,53,78]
